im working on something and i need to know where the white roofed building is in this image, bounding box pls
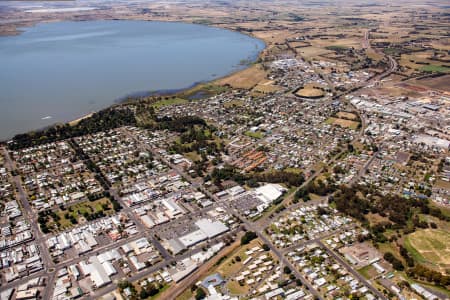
[255,184,286,205]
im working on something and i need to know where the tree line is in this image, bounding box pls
[8,108,136,150]
[210,164,305,188]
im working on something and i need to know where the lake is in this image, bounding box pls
[0,20,265,140]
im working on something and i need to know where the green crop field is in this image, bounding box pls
[420,65,450,73]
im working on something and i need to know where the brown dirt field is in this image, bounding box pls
[366,213,391,226]
[252,80,282,94]
[396,83,428,92]
[337,112,358,120]
[289,41,311,48]
[326,117,359,130]
[296,46,334,59]
[416,75,450,92]
[311,37,362,50]
[431,41,450,51]
[252,30,298,45]
[216,64,267,89]
[371,85,421,98]
[366,49,384,61]
[295,84,325,98]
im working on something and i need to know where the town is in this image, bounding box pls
[0,0,450,300]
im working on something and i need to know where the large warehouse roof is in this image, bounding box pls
[255,184,285,204]
[195,218,229,238]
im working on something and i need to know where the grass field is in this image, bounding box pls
[224,99,245,108]
[325,45,348,51]
[366,213,391,226]
[312,37,362,50]
[309,193,325,201]
[184,151,201,162]
[337,112,358,120]
[216,240,260,278]
[244,131,264,139]
[52,198,113,230]
[358,265,375,279]
[431,204,450,220]
[284,167,303,174]
[149,284,170,300]
[366,49,384,61]
[420,65,450,73]
[295,85,325,98]
[378,242,404,262]
[296,46,334,59]
[216,64,267,89]
[180,83,230,100]
[252,81,281,94]
[175,289,192,300]
[152,97,188,109]
[227,280,249,295]
[405,229,450,271]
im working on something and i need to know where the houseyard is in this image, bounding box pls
[195,238,311,299]
[266,203,354,249]
[287,243,378,300]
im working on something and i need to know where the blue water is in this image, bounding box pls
[0,20,264,140]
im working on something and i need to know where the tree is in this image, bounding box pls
[118,280,131,290]
[247,178,259,188]
[347,143,354,153]
[241,231,257,245]
[146,284,159,296]
[140,289,150,299]
[195,288,206,300]
[384,252,404,271]
[9,108,136,150]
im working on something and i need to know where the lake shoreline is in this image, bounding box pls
[0,20,266,141]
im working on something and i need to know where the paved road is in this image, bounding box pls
[88,227,240,300]
[254,145,347,230]
[0,227,149,291]
[121,128,325,299]
[362,30,370,49]
[255,196,327,231]
[0,47,399,299]
[378,55,398,80]
[1,147,57,299]
[349,150,379,185]
[280,224,355,254]
[225,202,324,300]
[361,28,397,80]
[318,241,388,300]
[161,239,242,300]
